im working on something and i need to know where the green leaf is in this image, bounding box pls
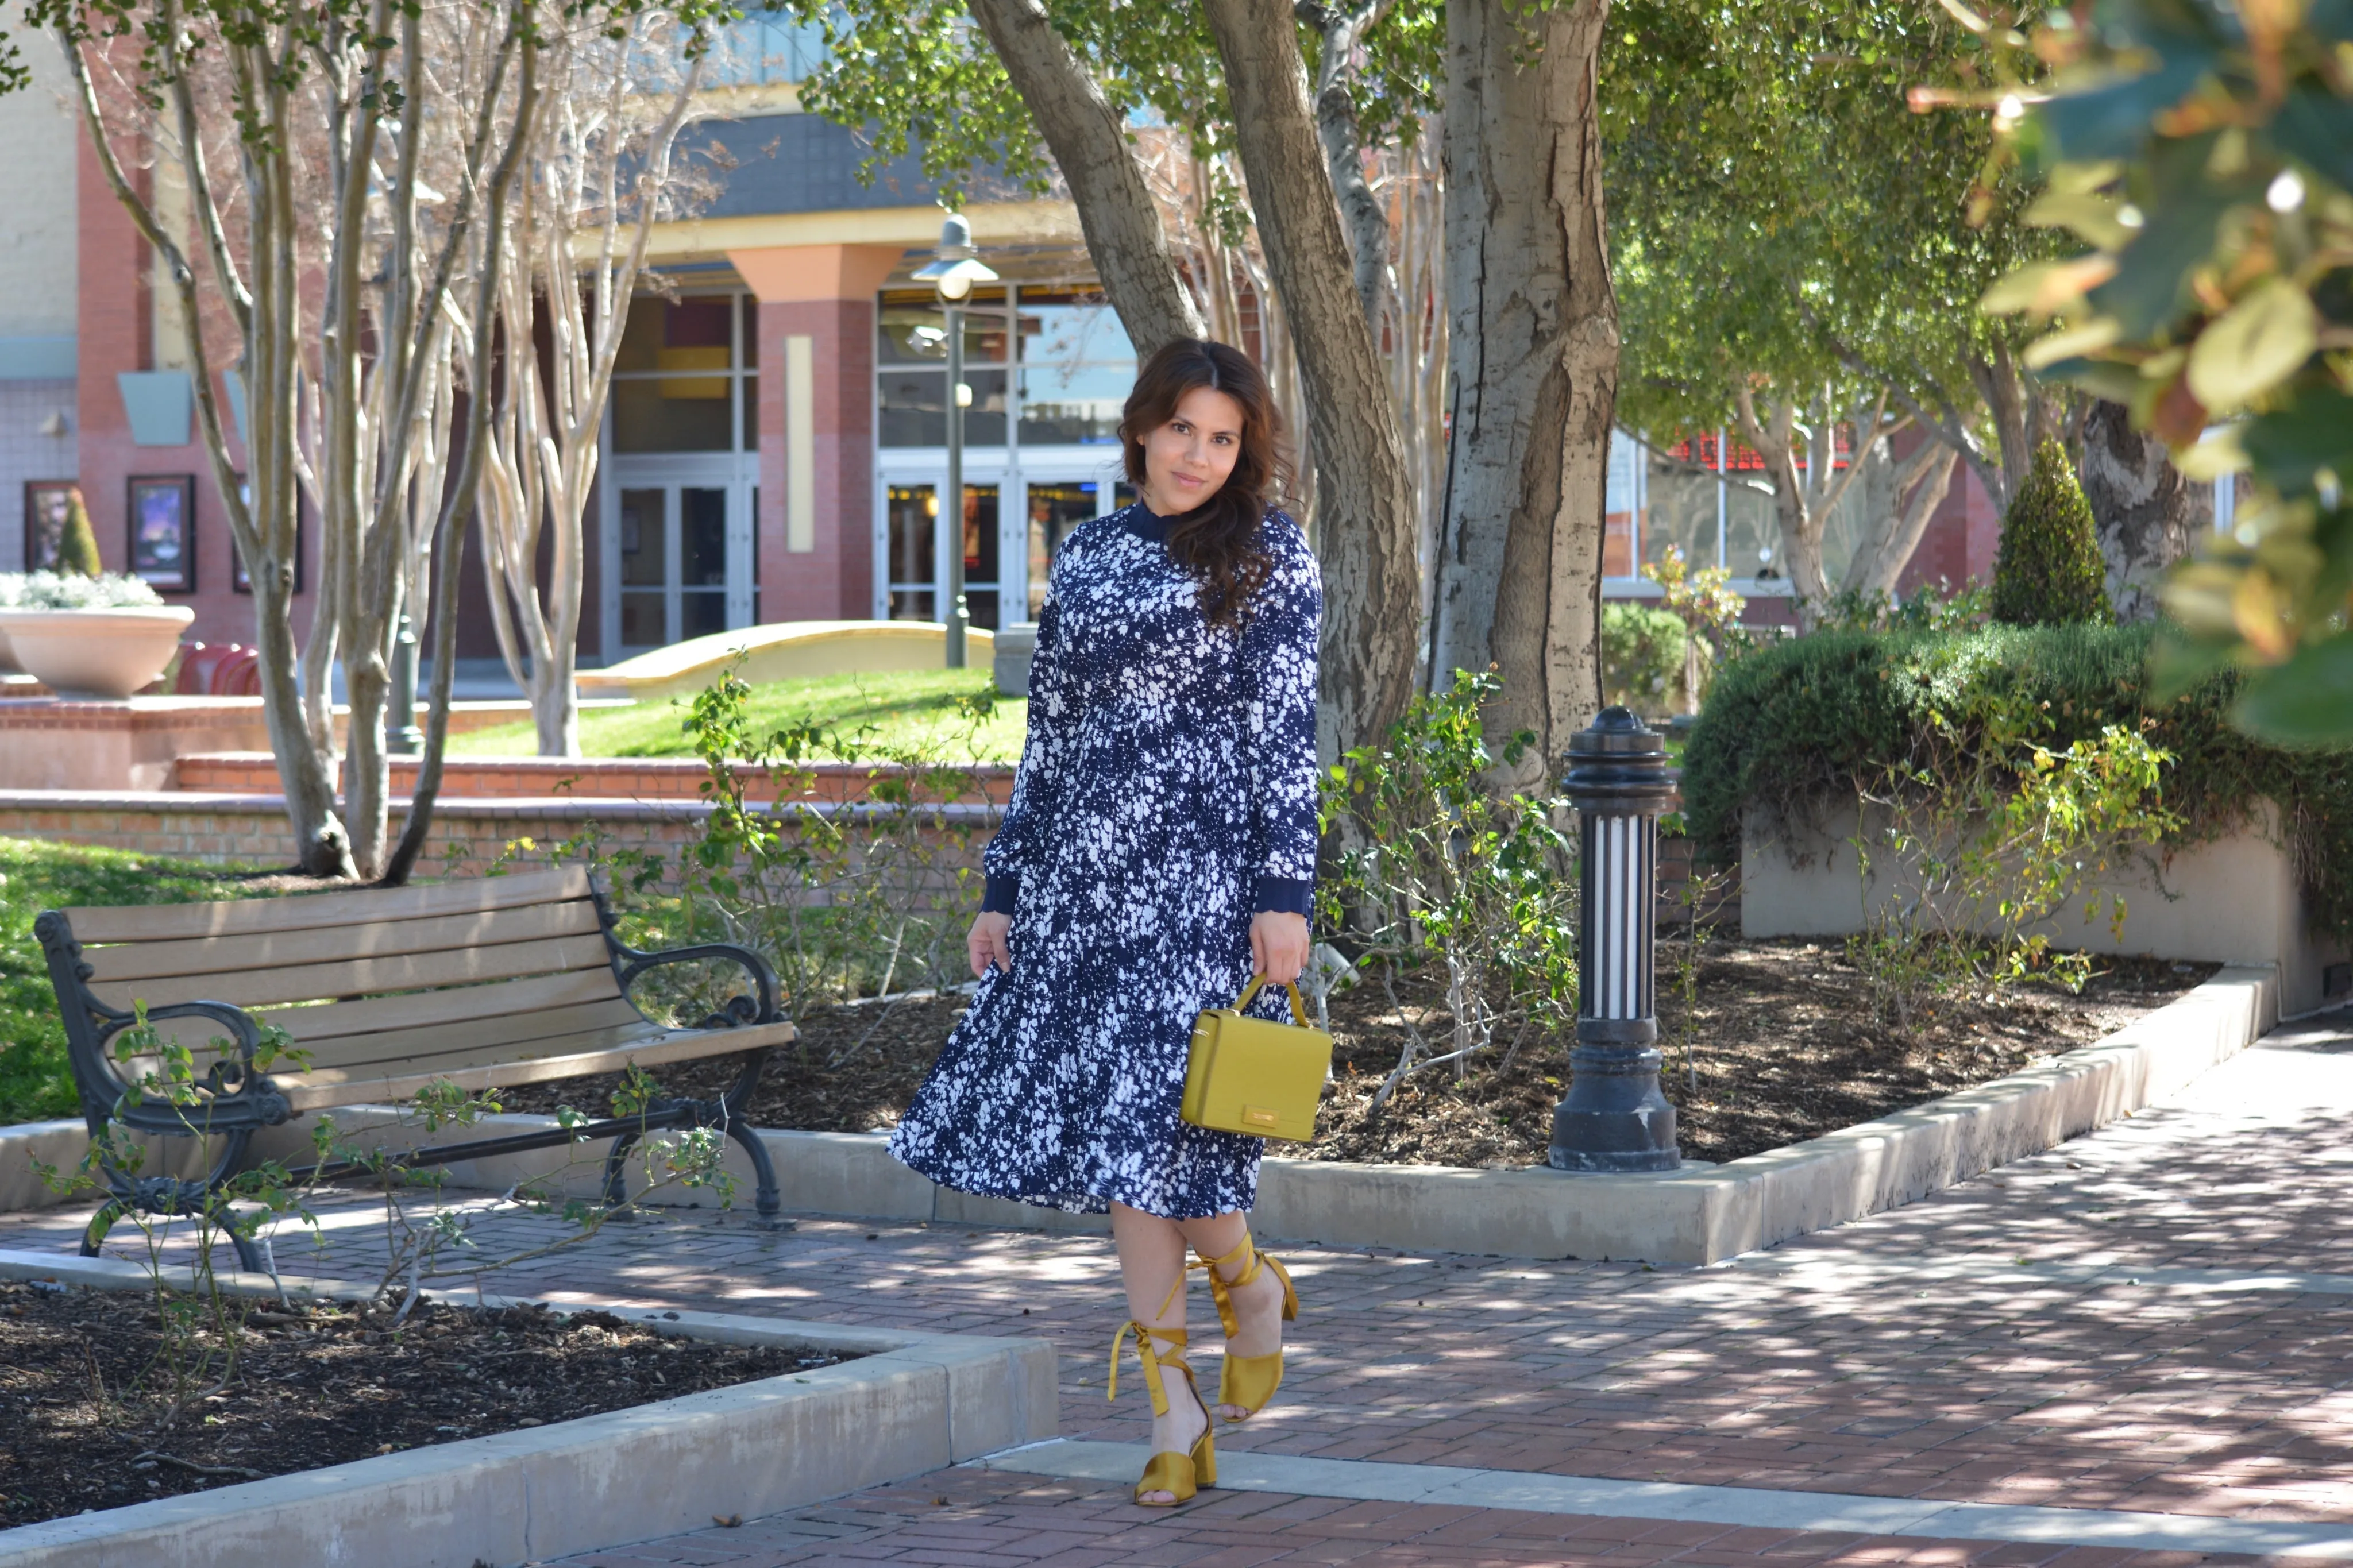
[2229,636,2353,747]
[2271,88,2353,192]
[2185,277,2320,413]
[2086,188,2234,339]
[2036,55,2209,164]
[2240,389,2353,497]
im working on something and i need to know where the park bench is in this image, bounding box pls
[33,864,792,1268]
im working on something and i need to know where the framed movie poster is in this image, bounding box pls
[229,476,306,594]
[127,474,197,592]
[21,481,80,571]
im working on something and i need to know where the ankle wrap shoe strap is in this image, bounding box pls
[1109,1322,1190,1416]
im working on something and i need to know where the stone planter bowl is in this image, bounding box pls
[0,606,195,699]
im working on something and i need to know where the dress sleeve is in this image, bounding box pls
[982,585,1076,916]
[1240,519,1324,916]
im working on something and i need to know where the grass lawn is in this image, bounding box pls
[452,669,1030,762]
[0,840,280,1124]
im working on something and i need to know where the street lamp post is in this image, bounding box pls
[912,215,998,671]
[1548,706,1684,1173]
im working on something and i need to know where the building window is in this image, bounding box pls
[1016,289,1133,446]
[875,284,1139,631]
[1611,428,1856,592]
[611,294,758,455]
[878,288,1010,449]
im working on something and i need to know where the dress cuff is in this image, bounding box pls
[1253,875,1314,917]
[982,874,1021,916]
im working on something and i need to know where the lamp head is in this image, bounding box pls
[911,212,998,304]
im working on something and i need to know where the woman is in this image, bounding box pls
[888,337,1320,1508]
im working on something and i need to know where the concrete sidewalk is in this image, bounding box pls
[4,1006,2347,1566]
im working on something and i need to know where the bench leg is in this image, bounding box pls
[80,1130,265,1272]
[600,1111,788,1231]
[723,1115,785,1231]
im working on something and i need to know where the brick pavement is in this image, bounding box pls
[3,1009,2347,1564]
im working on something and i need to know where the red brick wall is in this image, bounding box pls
[74,129,321,651]
[757,296,876,622]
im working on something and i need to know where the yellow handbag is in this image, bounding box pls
[1180,976,1334,1143]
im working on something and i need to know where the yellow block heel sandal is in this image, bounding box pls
[1194,1232,1299,1422]
[1109,1320,1216,1505]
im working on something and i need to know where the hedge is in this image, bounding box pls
[1681,623,2353,943]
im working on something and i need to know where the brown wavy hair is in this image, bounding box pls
[1120,337,1291,630]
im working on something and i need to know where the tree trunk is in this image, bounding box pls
[2081,399,2208,622]
[966,0,1205,356]
[60,28,354,878]
[1843,441,1957,600]
[1203,0,1421,763]
[1302,1,1395,333]
[1430,0,1616,787]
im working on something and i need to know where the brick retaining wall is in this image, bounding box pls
[0,785,1734,926]
[171,753,1019,804]
[0,791,998,884]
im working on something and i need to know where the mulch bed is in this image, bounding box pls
[0,1281,844,1528]
[503,940,2215,1168]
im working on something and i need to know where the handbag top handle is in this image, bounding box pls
[1230,975,1313,1029]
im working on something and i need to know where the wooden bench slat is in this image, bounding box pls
[285,998,654,1075]
[260,970,627,1045]
[279,1021,677,1096]
[138,997,651,1070]
[275,1021,797,1113]
[63,866,593,944]
[82,898,605,986]
[88,932,614,1013]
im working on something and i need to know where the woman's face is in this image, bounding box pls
[1139,385,1247,516]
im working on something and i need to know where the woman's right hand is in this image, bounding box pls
[967,911,1014,978]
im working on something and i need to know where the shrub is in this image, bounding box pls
[1810,578,1991,635]
[55,489,102,578]
[1602,601,1706,713]
[1683,622,2353,944]
[1990,439,2111,627]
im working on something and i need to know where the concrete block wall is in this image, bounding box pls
[0,380,79,569]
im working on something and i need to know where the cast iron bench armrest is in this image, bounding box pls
[610,939,781,1029]
[89,997,294,1137]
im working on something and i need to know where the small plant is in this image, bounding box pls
[0,570,167,609]
[1642,543,1748,708]
[1990,440,2111,628]
[1660,848,1737,1096]
[35,1007,316,1428]
[1320,670,1580,1106]
[304,1068,738,1325]
[496,652,995,1047]
[1845,688,2180,1027]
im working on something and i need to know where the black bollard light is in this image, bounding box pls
[1548,706,1683,1173]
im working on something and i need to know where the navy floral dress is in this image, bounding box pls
[887,502,1322,1218]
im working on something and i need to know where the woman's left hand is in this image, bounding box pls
[1249,911,1311,986]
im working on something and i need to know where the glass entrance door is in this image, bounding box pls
[885,481,1004,629]
[616,482,743,652]
[1022,478,1132,619]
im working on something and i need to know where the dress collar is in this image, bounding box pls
[1120,501,1171,543]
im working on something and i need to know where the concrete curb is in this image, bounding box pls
[733,965,2281,1265]
[0,1250,1056,1568]
[0,967,2279,1266]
